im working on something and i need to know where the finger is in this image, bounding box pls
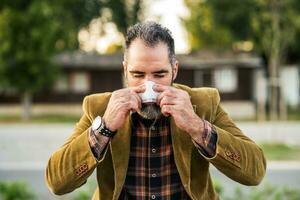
[160,96,176,107]
[157,89,175,105]
[125,98,139,112]
[131,93,142,110]
[127,87,142,102]
[132,84,146,94]
[153,83,170,93]
[130,102,140,113]
[161,105,173,117]
[126,90,141,109]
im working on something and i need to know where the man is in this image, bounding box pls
[46,22,266,200]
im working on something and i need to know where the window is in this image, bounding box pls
[194,70,203,87]
[214,68,237,93]
[70,72,90,93]
[53,74,68,92]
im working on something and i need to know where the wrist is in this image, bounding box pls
[92,116,117,138]
[94,130,111,142]
[102,116,117,132]
[188,115,204,142]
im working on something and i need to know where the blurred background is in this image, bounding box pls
[0,0,300,199]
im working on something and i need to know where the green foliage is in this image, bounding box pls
[183,0,256,50]
[0,181,36,200]
[103,0,142,34]
[0,0,105,95]
[0,114,80,123]
[212,179,224,195]
[0,0,143,96]
[183,0,300,63]
[287,106,300,121]
[212,179,300,200]
[183,0,234,50]
[260,143,300,160]
[73,180,97,200]
[250,0,300,62]
[222,184,300,200]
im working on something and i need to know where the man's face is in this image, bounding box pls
[123,38,178,119]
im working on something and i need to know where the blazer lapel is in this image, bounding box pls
[170,117,194,195]
[110,115,132,199]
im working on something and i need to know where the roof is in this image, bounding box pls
[53,51,263,70]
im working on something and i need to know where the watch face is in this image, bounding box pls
[92,116,102,131]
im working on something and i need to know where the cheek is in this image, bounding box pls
[156,74,173,86]
[156,79,172,86]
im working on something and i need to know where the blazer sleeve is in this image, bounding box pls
[204,89,266,186]
[45,95,109,195]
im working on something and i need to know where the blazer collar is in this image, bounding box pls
[110,115,132,199]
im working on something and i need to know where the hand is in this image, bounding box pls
[103,85,145,131]
[154,84,204,138]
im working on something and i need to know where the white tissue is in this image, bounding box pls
[138,81,160,103]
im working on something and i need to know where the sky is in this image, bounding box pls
[144,0,190,53]
[78,0,190,54]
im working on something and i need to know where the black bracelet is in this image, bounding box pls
[98,123,117,138]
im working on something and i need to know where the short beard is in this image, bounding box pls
[137,103,162,120]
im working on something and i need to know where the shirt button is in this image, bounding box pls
[151,148,156,153]
[151,173,157,178]
[150,126,156,131]
[151,195,156,199]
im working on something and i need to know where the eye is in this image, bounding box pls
[132,73,144,78]
[154,73,165,78]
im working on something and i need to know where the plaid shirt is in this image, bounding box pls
[89,113,217,200]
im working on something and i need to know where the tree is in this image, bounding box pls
[182,0,256,51]
[104,0,142,34]
[0,0,143,120]
[183,0,300,120]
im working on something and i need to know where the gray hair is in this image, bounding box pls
[124,21,176,67]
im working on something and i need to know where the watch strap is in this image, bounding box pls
[97,121,117,138]
[95,121,117,138]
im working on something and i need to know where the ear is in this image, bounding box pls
[172,60,179,81]
[123,61,127,79]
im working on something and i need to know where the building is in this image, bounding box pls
[0,51,264,119]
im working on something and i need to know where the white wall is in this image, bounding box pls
[281,66,300,108]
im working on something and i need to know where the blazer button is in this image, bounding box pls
[225,150,232,157]
[235,154,241,161]
[83,164,88,169]
[233,154,238,161]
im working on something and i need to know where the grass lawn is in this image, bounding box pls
[1,114,300,161]
[288,109,300,121]
[260,143,300,161]
[0,114,80,123]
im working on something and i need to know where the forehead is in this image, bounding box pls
[126,38,170,69]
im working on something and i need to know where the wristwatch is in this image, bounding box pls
[92,116,117,138]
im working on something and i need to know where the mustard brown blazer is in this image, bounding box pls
[45,84,266,200]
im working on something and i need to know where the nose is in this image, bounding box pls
[142,80,156,88]
[143,76,156,84]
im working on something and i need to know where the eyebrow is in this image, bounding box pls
[129,70,169,74]
[129,70,144,74]
[153,70,169,74]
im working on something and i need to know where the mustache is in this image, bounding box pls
[138,103,162,120]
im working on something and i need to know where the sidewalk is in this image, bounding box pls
[0,123,300,199]
[0,122,300,166]
[236,121,300,146]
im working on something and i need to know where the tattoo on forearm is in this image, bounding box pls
[201,119,212,147]
[88,128,110,159]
